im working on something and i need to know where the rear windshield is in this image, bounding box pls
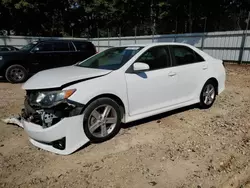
[76,46,143,70]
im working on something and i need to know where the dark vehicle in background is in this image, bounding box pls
[0,40,96,83]
[0,45,19,51]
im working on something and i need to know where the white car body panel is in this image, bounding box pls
[125,68,178,116]
[21,42,226,155]
[23,66,112,90]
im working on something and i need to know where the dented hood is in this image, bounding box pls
[22,66,112,90]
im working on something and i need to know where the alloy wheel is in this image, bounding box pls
[8,68,25,82]
[202,84,215,105]
[88,104,118,138]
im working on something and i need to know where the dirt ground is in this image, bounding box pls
[0,64,250,188]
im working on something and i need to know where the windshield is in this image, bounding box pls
[76,46,143,70]
[20,41,38,51]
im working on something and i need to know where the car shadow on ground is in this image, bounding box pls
[0,76,33,83]
[122,104,198,129]
[0,77,7,83]
[75,104,198,153]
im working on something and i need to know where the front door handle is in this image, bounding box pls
[168,72,176,77]
[202,65,208,70]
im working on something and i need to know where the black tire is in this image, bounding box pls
[5,64,28,83]
[83,97,122,143]
[199,80,217,109]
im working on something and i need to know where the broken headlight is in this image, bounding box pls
[35,89,76,107]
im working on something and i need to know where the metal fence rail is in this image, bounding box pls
[1,30,250,63]
[90,30,250,63]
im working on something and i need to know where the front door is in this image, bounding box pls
[125,46,177,116]
[29,42,55,73]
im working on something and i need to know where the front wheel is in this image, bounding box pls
[199,81,217,109]
[5,64,28,83]
[83,98,122,143]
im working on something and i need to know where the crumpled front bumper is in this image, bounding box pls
[21,98,90,155]
[22,115,89,155]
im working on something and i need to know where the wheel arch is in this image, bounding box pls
[206,77,219,94]
[3,60,27,73]
[84,93,126,121]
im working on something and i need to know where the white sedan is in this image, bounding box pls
[21,43,226,155]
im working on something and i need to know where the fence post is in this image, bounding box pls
[152,28,155,43]
[239,11,250,64]
[134,26,137,44]
[97,28,100,52]
[108,29,110,47]
[174,34,177,42]
[201,33,205,50]
[239,34,246,64]
[119,27,121,46]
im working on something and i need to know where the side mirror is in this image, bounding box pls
[32,47,39,53]
[133,62,150,72]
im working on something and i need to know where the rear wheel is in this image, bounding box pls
[83,98,122,143]
[199,81,217,109]
[5,64,28,83]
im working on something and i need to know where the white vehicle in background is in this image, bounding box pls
[21,43,226,155]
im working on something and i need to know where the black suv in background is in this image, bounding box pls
[0,40,96,83]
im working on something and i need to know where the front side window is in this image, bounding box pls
[20,41,38,51]
[53,42,70,51]
[136,46,171,70]
[0,47,9,51]
[77,47,143,70]
[10,46,17,51]
[36,42,53,52]
[171,46,204,66]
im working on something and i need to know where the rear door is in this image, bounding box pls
[71,41,96,62]
[168,45,208,103]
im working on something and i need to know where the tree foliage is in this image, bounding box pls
[0,0,249,37]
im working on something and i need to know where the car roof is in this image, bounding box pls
[122,42,193,48]
[120,42,213,60]
[37,39,91,43]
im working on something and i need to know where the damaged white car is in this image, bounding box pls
[21,43,226,155]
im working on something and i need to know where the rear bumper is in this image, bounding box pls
[22,115,89,155]
[218,67,226,94]
[218,84,225,94]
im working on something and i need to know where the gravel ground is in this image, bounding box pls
[0,64,250,188]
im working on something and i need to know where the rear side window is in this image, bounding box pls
[171,45,204,66]
[53,41,70,51]
[73,41,95,52]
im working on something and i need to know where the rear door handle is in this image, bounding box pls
[168,72,176,77]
